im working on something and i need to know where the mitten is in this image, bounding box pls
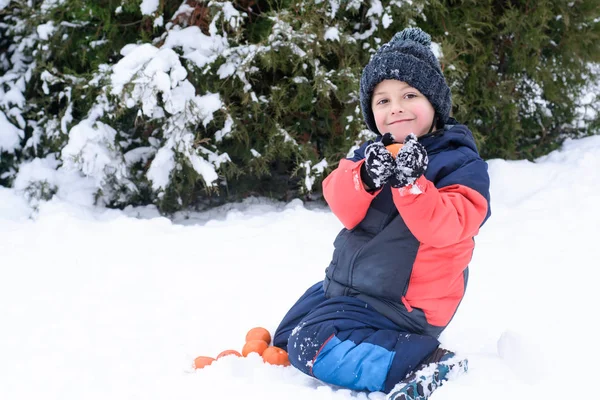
[360,133,396,190]
[390,133,429,188]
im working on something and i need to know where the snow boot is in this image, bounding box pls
[387,347,468,400]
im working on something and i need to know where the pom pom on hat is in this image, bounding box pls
[359,27,452,134]
[392,27,432,46]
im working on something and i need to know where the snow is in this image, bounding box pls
[215,115,234,142]
[0,110,24,152]
[190,151,219,185]
[103,38,227,188]
[154,15,164,27]
[219,2,244,29]
[430,42,443,59]
[41,0,65,13]
[124,147,156,167]
[326,0,340,18]
[382,13,393,29]
[110,43,160,98]
[163,26,228,70]
[576,63,599,126]
[324,27,340,41]
[36,21,56,40]
[250,149,262,158]
[140,0,159,16]
[366,0,384,18]
[61,119,125,187]
[2,135,600,399]
[147,145,175,191]
[90,39,108,49]
[13,156,98,208]
[194,92,223,127]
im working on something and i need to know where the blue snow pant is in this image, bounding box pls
[273,282,441,393]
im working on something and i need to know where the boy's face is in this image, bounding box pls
[371,80,435,142]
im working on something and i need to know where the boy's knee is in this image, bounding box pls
[288,323,394,392]
[286,329,304,371]
[286,322,329,375]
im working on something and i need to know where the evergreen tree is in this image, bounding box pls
[0,0,598,213]
[424,0,600,159]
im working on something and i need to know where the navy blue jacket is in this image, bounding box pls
[322,120,490,332]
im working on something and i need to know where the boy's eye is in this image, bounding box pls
[376,98,388,105]
[405,93,417,99]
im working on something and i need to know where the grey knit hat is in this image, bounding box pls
[360,27,452,134]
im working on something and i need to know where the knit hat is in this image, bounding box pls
[359,27,452,134]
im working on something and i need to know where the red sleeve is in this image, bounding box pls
[391,176,489,248]
[323,159,380,230]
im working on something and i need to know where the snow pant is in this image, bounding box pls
[273,282,441,393]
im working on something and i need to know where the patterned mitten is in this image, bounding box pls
[390,134,429,188]
[360,133,396,190]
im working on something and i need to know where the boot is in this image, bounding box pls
[387,347,468,400]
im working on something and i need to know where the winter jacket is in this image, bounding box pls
[322,120,491,329]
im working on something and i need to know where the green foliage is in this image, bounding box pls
[1,0,598,212]
[424,0,600,159]
[185,0,427,205]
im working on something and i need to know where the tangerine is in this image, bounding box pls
[193,356,215,369]
[245,327,271,344]
[386,143,403,158]
[217,349,242,359]
[242,339,269,357]
[262,346,291,366]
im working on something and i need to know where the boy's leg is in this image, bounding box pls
[273,282,327,350]
[285,294,439,393]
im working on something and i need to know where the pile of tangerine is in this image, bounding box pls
[194,327,290,369]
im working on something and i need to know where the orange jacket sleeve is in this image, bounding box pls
[392,175,489,248]
[322,159,380,230]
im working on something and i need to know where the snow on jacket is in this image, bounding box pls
[322,121,491,328]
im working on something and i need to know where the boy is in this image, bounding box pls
[273,27,491,400]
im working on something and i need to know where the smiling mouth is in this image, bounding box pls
[388,119,412,125]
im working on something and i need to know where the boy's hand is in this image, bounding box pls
[390,134,429,188]
[361,136,396,190]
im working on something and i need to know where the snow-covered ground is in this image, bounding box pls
[1,135,600,400]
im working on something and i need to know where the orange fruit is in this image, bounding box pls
[193,356,215,369]
[262,346,291,366]
[242,339,269,357]
[217,349,242,359]
[245,327,271,344]
[386,143,403,158]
